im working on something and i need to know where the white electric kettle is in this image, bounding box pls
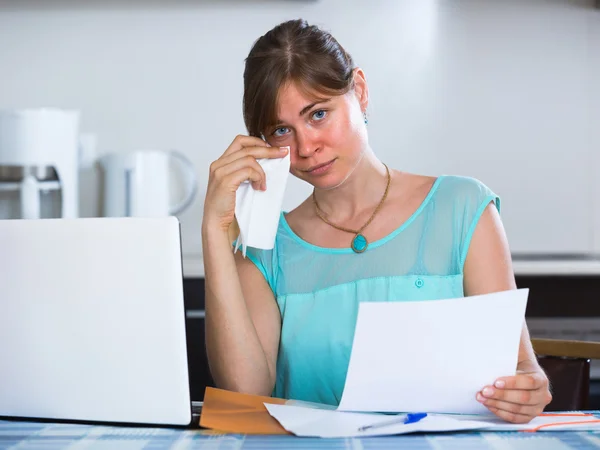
[98,150,197,217]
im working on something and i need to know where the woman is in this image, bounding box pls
[202,18,551,424]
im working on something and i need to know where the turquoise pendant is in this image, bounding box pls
[351,233,368,253]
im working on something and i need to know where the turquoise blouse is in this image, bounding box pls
[244,175,500,406]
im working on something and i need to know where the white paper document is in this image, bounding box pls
[234,149,290,257]
[265,404,600,438]
[264,403,493,438]
[337,289,530,414]
[263,288,600,438]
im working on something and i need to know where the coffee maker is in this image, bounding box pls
[0,109,81,219]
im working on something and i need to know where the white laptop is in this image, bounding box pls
[0,217,196,427]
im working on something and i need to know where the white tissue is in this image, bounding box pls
[234,149,290,257]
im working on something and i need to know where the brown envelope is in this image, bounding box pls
[199,387,291,435]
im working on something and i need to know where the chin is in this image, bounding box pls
[292,158,357,189]
[299,172,346,190]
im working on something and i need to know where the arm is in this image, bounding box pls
[201,135,287,396]
[203,228,281,396]
[463,203,552,423]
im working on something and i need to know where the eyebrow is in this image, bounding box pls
[270,99,332,131]
[299,99,331,117]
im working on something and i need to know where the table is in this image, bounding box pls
[3,419,600,449]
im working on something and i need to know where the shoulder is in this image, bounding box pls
[388,172,499,213]
[435,175,500,213]
[387,171,436,206]
[436,174,496,198]
[435,176,503,268]
[398,172,437,194]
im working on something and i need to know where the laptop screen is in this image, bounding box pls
[0,217,191,426]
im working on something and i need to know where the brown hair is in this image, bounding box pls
[243,19,356,137]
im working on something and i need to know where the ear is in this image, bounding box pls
[352,67,369,112]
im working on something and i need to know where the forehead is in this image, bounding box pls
[275,81,331,117]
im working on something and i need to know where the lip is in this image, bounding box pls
[305,159,335,175]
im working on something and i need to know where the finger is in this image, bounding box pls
[479,386,541,406]
[223,135,269,156]
[487,406,534,424]
[494,372,546,391]
[221,167,264,192]
[214,156,266,191]
[218,145,289,170]
[477,393,541,416]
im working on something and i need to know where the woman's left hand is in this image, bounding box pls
[476,361,552,424]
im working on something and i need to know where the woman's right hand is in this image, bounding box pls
[202,134,289,235]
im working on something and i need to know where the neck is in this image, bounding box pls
[312,150,388,222]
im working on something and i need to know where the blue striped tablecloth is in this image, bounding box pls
[2,417,600,449]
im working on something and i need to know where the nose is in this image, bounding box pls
[296,129,318,158]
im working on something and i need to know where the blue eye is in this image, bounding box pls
[312,110,327,120]
[273,127,289,137]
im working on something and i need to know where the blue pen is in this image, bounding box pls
[358,413,428,432]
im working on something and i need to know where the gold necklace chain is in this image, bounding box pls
[312,163,391,253]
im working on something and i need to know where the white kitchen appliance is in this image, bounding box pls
[98,150,197,218]
[0,109,82,219]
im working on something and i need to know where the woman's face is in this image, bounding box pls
[264,69,369,190]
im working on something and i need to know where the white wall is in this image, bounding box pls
[0,0,598,260]
[592,6,600,254]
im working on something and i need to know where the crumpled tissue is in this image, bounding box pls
[234,148,290,257]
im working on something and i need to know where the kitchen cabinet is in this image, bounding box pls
[185,317,214,401]
[183,278,214,401]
